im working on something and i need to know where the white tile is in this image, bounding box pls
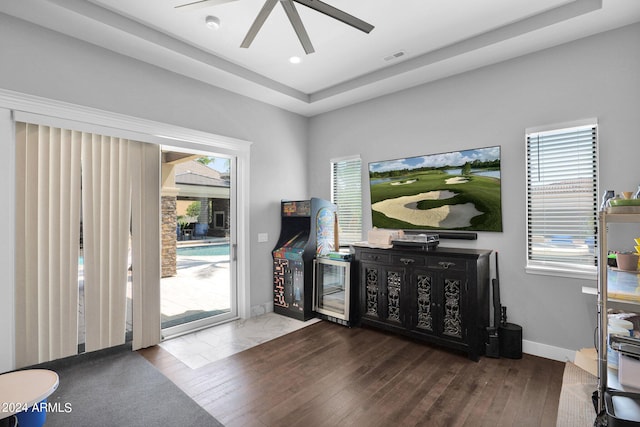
[160,312,320,369]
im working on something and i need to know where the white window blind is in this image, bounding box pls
[526,122,598,276]
[331,156,362,245]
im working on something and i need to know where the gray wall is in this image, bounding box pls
[308,23,640,354]
[0,13,308,352]
[1,10,638,368]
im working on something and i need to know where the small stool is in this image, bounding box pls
[0,369,59,427]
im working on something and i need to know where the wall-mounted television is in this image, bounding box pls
[369,146,502,232]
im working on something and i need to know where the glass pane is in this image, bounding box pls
[317,262,347,315]
[161,152,236,335]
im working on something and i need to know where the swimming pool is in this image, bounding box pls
[177,244,230,257]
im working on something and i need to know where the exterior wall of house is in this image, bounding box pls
[210,199,231,237]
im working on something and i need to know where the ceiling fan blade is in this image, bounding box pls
[174,0,238,10]
[280,0,315,54]
[241,0,279,49]
[292,0,374,33]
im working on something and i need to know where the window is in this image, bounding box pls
[331,156,362,245]
[214,211,225,229]
[526,120,598,278]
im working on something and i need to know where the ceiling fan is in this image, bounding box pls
[242,0,374,54]
[175,0,374,55]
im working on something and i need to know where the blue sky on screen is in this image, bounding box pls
[369,146,500,173]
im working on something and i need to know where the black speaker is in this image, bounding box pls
[498,323,522,359]
[485,328,500,358]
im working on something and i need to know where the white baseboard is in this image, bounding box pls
[523,339,576,362]
[249,302,577,363]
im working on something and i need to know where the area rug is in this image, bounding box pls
[36,348,223,427]
[556,361,598,427]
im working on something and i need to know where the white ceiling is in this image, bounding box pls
[2,0,640,116]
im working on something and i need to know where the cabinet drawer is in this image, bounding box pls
[426,257,466,271]
[359,251,390,263]
[391,255,426,267]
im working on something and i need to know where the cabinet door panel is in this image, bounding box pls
[360,262,405,326]
[441,270,467,342]
[383,268,404,324]
[361,262,381,320]
[409,267,467,343]
[414,270,435,333]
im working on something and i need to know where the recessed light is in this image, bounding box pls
[205,16,220,30]
[289,56,302,64]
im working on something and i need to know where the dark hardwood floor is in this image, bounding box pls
[140,321,564,427]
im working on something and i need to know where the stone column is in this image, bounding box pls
[161,196,177,277]
[161,163,180,278]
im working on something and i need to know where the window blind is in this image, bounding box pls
[15,122,82,367]
[526,123,598,270]
[331,157,362,245]
[15,121,161,367]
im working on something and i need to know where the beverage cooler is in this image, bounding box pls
[313,255,356,326]
[272,198,337,321]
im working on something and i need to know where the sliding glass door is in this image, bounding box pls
[160,149,237,338]
[6,95,250,370]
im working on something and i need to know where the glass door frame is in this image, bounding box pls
[160,150,239,339]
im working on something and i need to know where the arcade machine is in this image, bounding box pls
[272,198,337,321]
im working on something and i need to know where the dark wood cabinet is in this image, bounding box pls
[354,246,492,361]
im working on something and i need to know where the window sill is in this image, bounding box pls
[525,264,597,281]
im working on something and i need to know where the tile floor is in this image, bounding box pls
[159,312,321,369]
[159,239,325,369]
[159,239,322,369]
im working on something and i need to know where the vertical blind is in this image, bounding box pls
[15,123,82,366]
[130,142,162,350]
[81,135,133,352]
[15,121,161,367]
[526,123,598,268]
[331,157,362,245]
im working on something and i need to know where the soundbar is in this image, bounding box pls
[404,231,477,240]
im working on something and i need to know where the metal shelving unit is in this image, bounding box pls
[596,210,640,423]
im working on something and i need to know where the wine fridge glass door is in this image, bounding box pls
[313,258,350,321]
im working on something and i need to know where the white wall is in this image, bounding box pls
[0,109,15,373]
[0,13,309,371]
[308,23,640,357]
